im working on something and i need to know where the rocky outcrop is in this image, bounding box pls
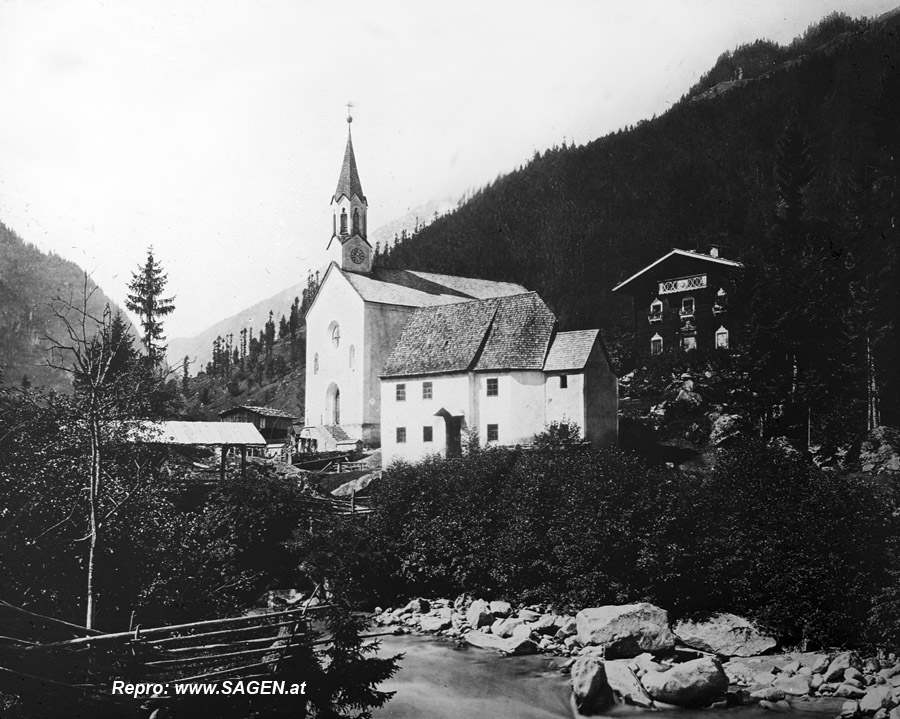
[860,426,900,474]
[674,613,776,657]
[576,603,675,658]
[640,657,729,706]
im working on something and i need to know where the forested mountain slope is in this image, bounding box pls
[383,11,899,360]
[0,222,125,391]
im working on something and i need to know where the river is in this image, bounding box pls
[373,634,845,719]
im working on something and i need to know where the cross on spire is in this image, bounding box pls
[346,101,354,125]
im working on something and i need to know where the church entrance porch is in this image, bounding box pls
[326,383,341,426]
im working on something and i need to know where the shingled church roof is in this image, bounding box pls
[333,130,366,204]
[381,292,556,377]
[338,266,528,308]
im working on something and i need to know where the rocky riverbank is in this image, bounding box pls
[373,599,900,717]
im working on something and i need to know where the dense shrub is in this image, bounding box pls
[317,441,900,649]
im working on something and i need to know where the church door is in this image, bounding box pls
[445,417,462,457]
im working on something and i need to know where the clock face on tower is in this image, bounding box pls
[350,247,365,265]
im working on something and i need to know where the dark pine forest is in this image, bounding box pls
[378,12,900,445]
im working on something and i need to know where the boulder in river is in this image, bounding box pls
[674,613,777,657]
[772,674,811,696]
[640,657,729,706]
[826,653,864,683]
[489,600,512,617]
[605,659,656,708]
[402,598,430,615]
[465,599,494,629]
[571,656,612,714]
[860,686,895,714]
[576,603,675,658]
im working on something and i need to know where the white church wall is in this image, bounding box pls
[381,372,470,464]
[474,370,546,447]
[545,370,587,432]
[305,270,366,436]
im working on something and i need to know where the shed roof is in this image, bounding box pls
[127,421,266,446]
[219,405,295,420]
[543,330,601,371]
[381,292,556,377]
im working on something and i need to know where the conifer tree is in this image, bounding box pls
[126,247,175,365]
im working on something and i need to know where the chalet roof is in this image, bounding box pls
[126,421,266,446]
[338,266,528,308]
[219,405,295,420]
[333,130,366,204]
[543,329,601,371]
[381,292,556,377]
[611,249,743,295]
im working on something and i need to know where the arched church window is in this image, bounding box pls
[352,208,360,235]
[349,344,355,370]
[314,353,319,374]
[329,322,341,348]
[340,209,348,234]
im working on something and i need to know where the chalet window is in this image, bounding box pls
[486,378,498,396]
[396,384,406,402]
[649,298,663,323]
[340,208,348,234]
[397,427,406,443]
[650,333,663,356]
[423,426,433,442]
[422,381,433,400]
[715,326,729,349]
[560,375,568,389]
[713,288,728,315]
[349,344,355,369]
[487,424,499,442]
[680,297,695,318]
[330,323,341,348]
[683,336,697,351]
[314,353,319,373]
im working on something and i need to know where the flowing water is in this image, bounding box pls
[373,634,844,719]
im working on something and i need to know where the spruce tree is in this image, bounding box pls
[126,247,175,365]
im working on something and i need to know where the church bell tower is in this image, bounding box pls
[327,110,372,274]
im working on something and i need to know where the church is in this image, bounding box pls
[302,118,618,461]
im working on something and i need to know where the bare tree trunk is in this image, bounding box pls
[86,409,101,629]
[866,329,881,431]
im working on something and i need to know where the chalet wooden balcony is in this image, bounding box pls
[647,311,663,323]
[659,273,707,295]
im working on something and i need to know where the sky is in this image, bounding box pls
[0,0,896,340]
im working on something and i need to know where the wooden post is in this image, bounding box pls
[220,445,227,482]
[240,446,247,477]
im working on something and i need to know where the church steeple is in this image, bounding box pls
[328,109,372,274]
[333,123,366,207]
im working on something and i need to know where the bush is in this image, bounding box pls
[310,440,900,649]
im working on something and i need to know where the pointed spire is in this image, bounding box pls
[333,114,366,205]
